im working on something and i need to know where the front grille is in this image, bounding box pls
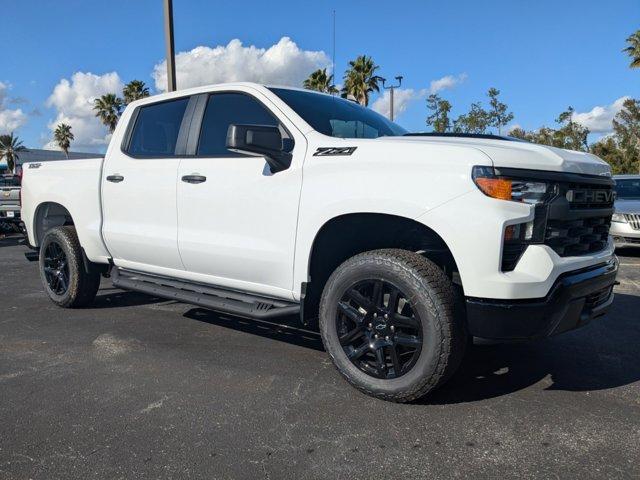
[623,214,640,230]
[543,180,614,257]
[584,286,613,310]
[546,216,611,256]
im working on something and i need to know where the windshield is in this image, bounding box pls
[269,88,408,139]
[615,178,640,199]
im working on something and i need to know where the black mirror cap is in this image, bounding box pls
[226,124,293,173]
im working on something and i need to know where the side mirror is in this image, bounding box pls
[226,124,293,173]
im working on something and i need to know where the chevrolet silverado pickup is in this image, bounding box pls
[21,83,619,402]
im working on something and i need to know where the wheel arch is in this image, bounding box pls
[301,212,460,324]
[33,202,75,247]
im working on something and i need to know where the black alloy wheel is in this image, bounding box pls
[43,240,70,295]
[337,279,423,379]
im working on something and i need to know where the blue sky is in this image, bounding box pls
[1,0,638,152]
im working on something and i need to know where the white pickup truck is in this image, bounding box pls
[21,82,618,402]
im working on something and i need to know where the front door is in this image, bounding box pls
[102,96,191,273]
[176,90,305,299]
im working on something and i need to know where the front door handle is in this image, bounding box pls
[106,175,124,183]
[181,174,207,184]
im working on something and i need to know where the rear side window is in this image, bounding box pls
[127,97,189,156]
[197,93,279,156]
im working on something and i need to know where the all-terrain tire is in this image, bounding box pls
[38,226,101,308]
[319,249,467,402]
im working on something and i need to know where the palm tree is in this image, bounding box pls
[0,133,26,174]
[53,123,74,158]
[303,69,338,94]
[623,30,640,69]
[341,55,381,106]
[123,80,150,104]
[93,94,123,133]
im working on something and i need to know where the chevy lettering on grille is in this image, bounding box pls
[565,189,615,204]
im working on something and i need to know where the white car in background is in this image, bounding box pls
[611,175,640,248]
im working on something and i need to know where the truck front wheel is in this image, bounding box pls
[38,226,101,308]
[319,249,467,402]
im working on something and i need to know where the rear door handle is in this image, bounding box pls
[106,175,124,183]
[181,174,207,184]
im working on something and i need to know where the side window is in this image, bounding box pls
[127,97,189,156]
[197,93,279,156]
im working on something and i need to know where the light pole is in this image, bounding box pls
[163,0,177,92]
[381,76,403,121]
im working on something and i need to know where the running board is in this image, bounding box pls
[111,268,300,320]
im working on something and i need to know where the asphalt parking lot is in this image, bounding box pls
[1,234,639,479]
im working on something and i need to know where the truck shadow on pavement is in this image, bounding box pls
[179,292,640,404]
[92,287,167,309]
[424,291,640,404]
[0,234,25,248]
[183,308,324,351]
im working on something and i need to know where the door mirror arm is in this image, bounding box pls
[226,124,293,173]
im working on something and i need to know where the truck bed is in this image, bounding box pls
[20,157,111,263]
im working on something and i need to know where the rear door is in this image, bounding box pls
[176,88,306,298]
[101,96,192,273]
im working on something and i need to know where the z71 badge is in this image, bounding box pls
[313,147,357,156]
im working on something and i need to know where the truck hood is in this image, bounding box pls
[614,199,640,214]
[380,135,611,177]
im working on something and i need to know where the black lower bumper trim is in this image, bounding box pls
[465,258,618,340]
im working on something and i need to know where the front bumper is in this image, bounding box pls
[465,257,618,340]
[610,221,640,248]
[0,209,20,223]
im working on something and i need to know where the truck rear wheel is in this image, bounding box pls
[319,249,467,402]
[38,226,101,308]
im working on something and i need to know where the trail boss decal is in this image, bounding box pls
[313,147,357,156]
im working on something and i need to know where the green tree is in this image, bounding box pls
[123,80,150,104]
[93,93,123,133]
[53,123,74,158]
[0,133,26,173]
[487,88,514,135]
[303,68,338,94]
[453,102,490,134]
[612,97,640,173]
[554,107,589,151]
[623,30,640,69]
[341,55,381,106]
[426,94,452,132]
[508,127,529,140]
[590,137,629,175]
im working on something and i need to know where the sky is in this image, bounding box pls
[0,0,638,153]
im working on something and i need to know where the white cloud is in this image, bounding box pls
[428,73,467,94]
[371,88,424,119]
[572,97,629,134]
[0,82,28,134]
[44,72,123,151]
[371,73,467,119]
[152,37,330,92]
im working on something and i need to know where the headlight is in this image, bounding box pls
[611,213,627,223]
[472,166,556,205]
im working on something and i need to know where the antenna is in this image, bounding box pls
[332,10,336,93]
